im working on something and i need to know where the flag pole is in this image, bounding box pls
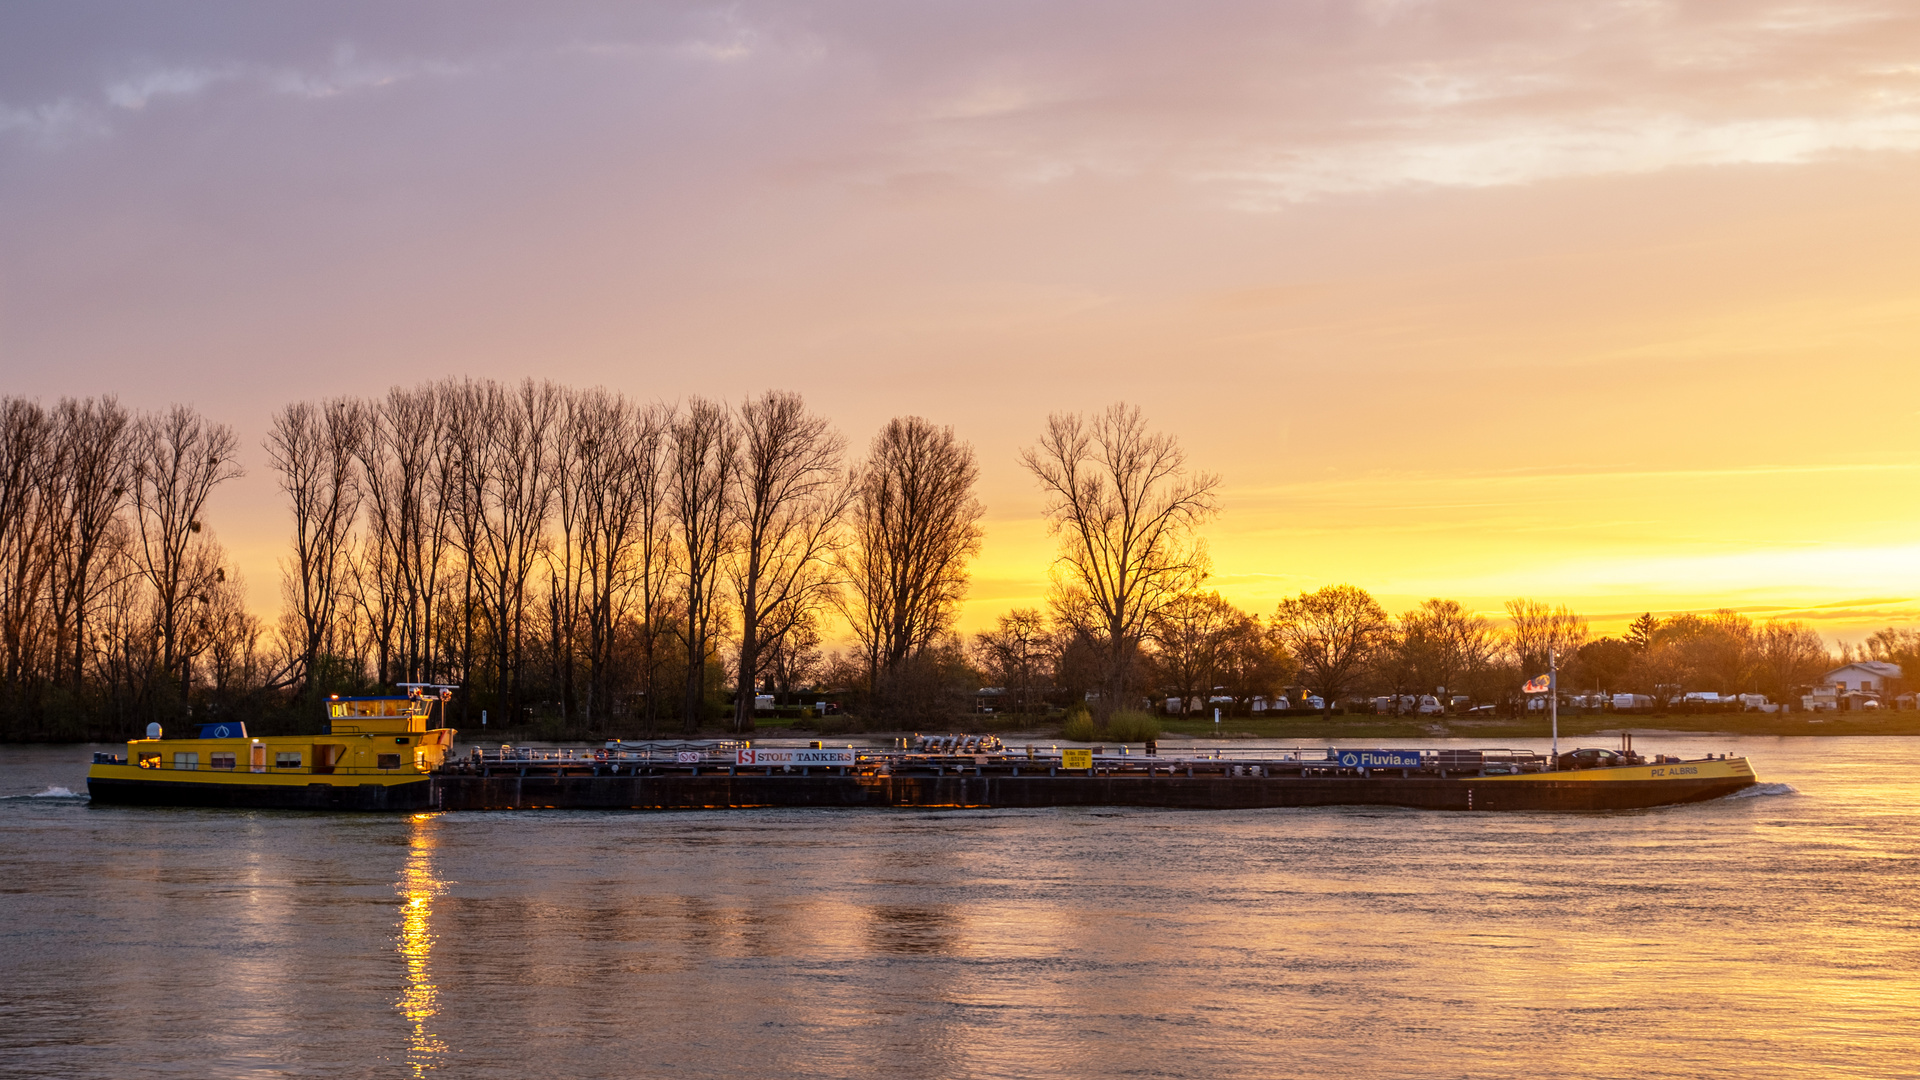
[1549,646,1559,767]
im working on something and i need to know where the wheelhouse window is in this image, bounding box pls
[172,752,199,771]
[275,751,303,768]
[210,753,236,770]
[376,754,402,770]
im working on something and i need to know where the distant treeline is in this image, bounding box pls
[984,590,1899,721]
[0,387,1907,742]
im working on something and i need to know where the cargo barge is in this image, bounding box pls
[424,738,1755,812]
[88,700,1758,813]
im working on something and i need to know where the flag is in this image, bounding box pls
[1523,674,1551,694]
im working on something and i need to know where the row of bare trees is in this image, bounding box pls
[0,397,266,737]
[265,380,989,734]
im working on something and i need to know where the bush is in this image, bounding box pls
[1106,710,1162,742]
[1062,706,1097,742]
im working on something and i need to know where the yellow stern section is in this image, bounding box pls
[1478,757,1756,783]
[90,727,455,791]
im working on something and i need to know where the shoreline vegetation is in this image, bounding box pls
[3,388,1915,745]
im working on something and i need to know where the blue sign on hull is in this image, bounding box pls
[1335,749,1422,769]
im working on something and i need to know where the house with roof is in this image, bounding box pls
[1824,661,1902,696]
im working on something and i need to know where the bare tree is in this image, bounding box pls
[200,563,277,713]
[1685,610,1756,693]
[1754,620,1828,704]
[478,380,561,722]
[629,403,676,735]
[436,379,562,723]
[47,398,133,692]
[838,417,984,718]
[669,397,738,733]
[972,607,1054,715]
[547,389,590,724]
[1866,627,1920,701]
[1273,584,1390,716]
[559,389,629,727]
[441,380,493,723]
[1399,598,1499,710]
[266,398,362,698]
[542,389,674,730]
[1020,403,1218,718]
[90,535,153,724]
[1370,619,1423,715]
[1505,598,1590,680]
[355,387,453,687]
[0,399,55,696]
[1215,613,1292,715]
[129,405,243,707]
[761,596,825,706]
[1148,590,1238,716]
[727,391,850,733]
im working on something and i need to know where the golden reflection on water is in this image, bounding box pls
[397,813,449,1076]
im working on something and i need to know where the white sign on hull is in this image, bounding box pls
[736,748,857,767]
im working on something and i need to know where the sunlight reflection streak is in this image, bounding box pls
[398,813,448,1076]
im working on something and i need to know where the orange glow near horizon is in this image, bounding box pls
[5,4,1920,647]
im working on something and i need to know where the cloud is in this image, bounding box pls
[0,97,104,141]
[845,0,1920,204]
[104,65,235,110]
[1210,110,1920,206]
[267,43,466,100]
[16,2,1920,204]
[0,45,470,147]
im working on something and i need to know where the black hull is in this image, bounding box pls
[87,777,433,811]
[429,772,1755,813]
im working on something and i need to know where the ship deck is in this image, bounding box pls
[419,744,1757,813]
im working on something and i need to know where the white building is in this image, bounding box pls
[1823,661,1902,695]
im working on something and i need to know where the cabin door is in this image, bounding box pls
[312,744,345,774]
[250,742,267,773]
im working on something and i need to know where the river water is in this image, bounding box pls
[2,735,1916,1079]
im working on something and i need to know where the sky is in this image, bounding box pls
[4,0,1920,644]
